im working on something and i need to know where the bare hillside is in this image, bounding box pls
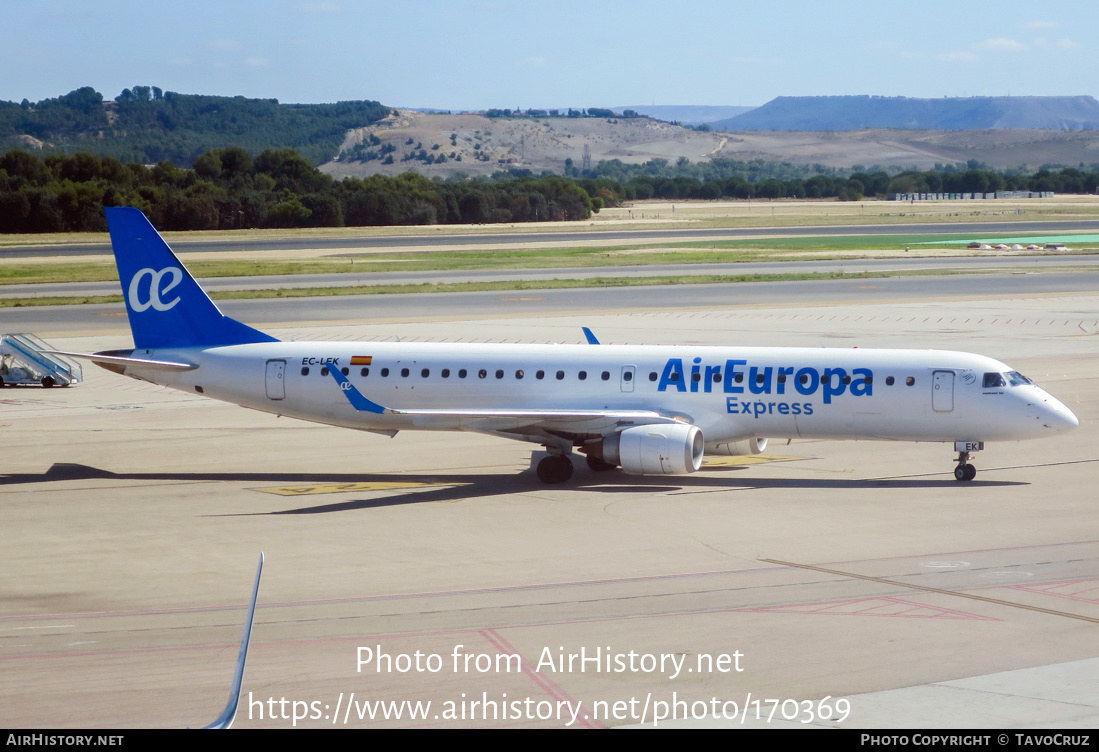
[319,110,1099,179]
[715,95,1099,131]
[706,128,1099,170]
[321,110,732,179]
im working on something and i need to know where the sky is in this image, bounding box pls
[1,0,1095,109]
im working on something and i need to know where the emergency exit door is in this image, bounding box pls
[621,365,636,392]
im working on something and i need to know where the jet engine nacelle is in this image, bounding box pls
[603,423,704,475]
[706,437,768,456]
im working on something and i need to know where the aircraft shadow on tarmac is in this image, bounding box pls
[3,463,1025,516]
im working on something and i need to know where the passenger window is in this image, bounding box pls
[842,375,851,385]
[578,371,587,380]
[692,372,702,383]
[556,371,565,380]
[516,370,524,379]
[735,373,744,383]
[458,369,467,378]
[536,370,545,379]
[441,369,449,378]
[906,376,915,386]
[479,369,487,379]
[886,376,894,385]
[756,373,765,384]
[321,367,329,376]
[360,367,369,377]
[983,372,1007,388]
[495,369,504,379]
[301,367,310,376]
[624,371,633,382]
[381,368,390,377]
[341,367,349,376]
[401,368,409,377]
[421,368,430,378]
[601,371,610,381]
[649,372,658,381]
[777,373,786,383]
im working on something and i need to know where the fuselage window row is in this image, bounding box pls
[327,365,623,381]
[302,364,912,387]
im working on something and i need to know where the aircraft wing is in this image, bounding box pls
[389,407,672,421]
[328,370,686,433]
[390,407,683,434]
[202,553,263,729]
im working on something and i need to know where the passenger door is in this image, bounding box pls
[265,359,286,400]
[932,370,954,412]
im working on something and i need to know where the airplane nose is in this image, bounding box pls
[1035,395,1079,432]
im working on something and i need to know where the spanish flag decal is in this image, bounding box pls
[350,356,373,366]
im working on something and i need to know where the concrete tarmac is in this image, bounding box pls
[1,283,1097,728]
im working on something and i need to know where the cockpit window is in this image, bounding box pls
[983,372,1007,388]
[1006,371,1033,386]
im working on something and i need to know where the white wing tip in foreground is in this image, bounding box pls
[202,552,264,729]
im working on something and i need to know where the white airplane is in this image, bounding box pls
[67,207,1078,484]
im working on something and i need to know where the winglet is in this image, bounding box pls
[582,327,600,345]
[202,553,264,729]
[328,368,387,414]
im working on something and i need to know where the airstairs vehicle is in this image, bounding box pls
[0,333,82,388]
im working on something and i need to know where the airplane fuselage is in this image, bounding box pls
[122,341,1076,446]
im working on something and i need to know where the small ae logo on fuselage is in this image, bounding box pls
[128,267,183,312]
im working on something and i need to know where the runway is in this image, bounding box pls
[5,218,1099,258]
[1,274,1098,727]
[7,266,1099,338]
[4,253,1099,301]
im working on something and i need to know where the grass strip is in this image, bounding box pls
[0,268,991,308]
[4,232,1093,286]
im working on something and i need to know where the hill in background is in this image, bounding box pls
[0,87,391,166]
[5,88,1099,178]
[614,105,756,125]
[323,109,731,179]
[712,95,1099,131]
[322,109,1099,180]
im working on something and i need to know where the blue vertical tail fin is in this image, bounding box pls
[106,207,278,349]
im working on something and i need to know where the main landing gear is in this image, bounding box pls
[954,454,977,482]
[537,454,574,484]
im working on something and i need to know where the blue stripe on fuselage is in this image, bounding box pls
[328,368,387,414]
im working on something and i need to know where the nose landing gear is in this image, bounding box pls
[952,441,983,482]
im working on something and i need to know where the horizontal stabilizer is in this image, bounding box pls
[47,350,198,371]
